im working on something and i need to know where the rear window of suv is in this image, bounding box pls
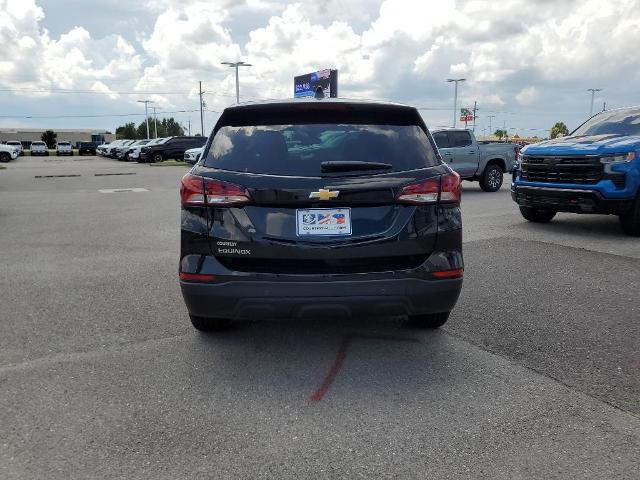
[204,124,440,175]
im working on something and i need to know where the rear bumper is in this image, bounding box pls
[181,276,462,320]
[512,185,634,214]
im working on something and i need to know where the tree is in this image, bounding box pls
[116,122,137,139]
[164,117,184,136]
[494,129,507,140]
[41,130,57,148]
[116,116,186,141]
[136,119,153,139]
[550,122,569,139]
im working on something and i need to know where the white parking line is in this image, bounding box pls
[98,188,149,193]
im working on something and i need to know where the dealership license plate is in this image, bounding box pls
[296,208,352,236]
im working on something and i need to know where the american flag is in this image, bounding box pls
[318,214,331,224]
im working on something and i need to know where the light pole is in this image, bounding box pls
[587,88,602,117]
[137,100,154,139]
[487,115,496,138]
[221,61,252,104]
[151,106,158,138]
[446,78,466,128]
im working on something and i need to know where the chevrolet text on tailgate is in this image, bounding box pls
[178,99,464,331]
[512,106,640,236]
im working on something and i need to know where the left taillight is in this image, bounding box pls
[180,173,250,207]
[396,172,461,205]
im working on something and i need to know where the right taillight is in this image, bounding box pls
[180,173,250,206]
[440,171,461,203]
[396,172,461,205]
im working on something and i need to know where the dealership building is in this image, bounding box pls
[0,128,115,147]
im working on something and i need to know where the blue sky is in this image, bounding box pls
[1,0,639,137]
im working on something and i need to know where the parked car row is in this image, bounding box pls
[97,136,207,163]
[1,140,84,157]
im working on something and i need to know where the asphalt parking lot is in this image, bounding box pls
[1,155,639,479]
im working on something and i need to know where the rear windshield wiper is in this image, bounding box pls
[321,161,393,172]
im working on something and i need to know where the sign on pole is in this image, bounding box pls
[460,108,473,122]
[460,108,473,127]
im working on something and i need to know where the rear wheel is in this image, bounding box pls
[408,312,450,329]
[519,206,556,223]
[619,194,640,236]
[0,152,10,163]
[189,314,232,332]
[480,163,504,192]
[152,152,164,163]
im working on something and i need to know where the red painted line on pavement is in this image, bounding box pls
[309,332,420,402]
[310,334,354,402]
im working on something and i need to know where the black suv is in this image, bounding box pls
[179,99,463,331]
[139,136,206,163]
[78,142,97,155]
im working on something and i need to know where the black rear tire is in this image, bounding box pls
[0,152,10,163]
[408,312,450,329]
[519,206,556,223]
[189,314,232,332]
[480,163,504,192]
[620,194,640,236]
[152,153,164,163]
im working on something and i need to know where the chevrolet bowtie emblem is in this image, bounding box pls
[309,188,339,200]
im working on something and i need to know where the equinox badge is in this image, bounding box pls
[309,188,339,200]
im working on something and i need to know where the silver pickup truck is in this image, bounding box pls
[431,128,520,192]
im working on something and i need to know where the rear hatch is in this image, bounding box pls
[184,101,457,275]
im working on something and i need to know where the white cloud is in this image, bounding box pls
[516,86,538,105]
[449,63,468,76]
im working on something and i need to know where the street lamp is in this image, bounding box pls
[446,78,466,128]
[151,106,158,138]
[587,88,602,117]
[487,115,496,138]
[221,61,252,104]
[137,100,154,139]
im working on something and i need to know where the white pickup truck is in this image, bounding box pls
[0,143,20,162]
[6,141,23,156]
[56,141,73,156]
[431,128,520,192]
[30,141,49,156]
